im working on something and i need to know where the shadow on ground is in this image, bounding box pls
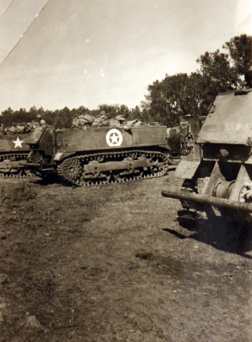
[32,174,72,187]
[163,210,252,257]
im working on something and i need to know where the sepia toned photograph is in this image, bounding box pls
[0,0,251,341]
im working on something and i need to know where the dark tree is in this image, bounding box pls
[196,49,239,92]
[143,35,250,125]
[54,107,74,129]
[143,73,193,126]
[223,34,252,87]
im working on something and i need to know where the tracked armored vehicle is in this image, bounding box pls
[0,131,33,177]
[162,89,252,224]
[27,124,172,186]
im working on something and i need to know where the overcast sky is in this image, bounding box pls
[0,0,251,112]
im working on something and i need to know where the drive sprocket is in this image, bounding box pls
[58,158,82,183]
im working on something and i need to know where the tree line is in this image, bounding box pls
[0,104,145,129]
[0,34,251,129]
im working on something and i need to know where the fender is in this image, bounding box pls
[53,151,77,162]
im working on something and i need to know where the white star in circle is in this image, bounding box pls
[109,132,119,144]
[12,137,24,148]
[106,128,123,146]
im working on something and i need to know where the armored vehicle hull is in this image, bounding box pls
[0,132,32,177]
[162,90,252,224]
[28,124,171,186]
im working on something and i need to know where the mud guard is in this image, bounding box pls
[53,152,76,162]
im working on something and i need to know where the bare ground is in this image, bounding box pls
[0,173,252,342]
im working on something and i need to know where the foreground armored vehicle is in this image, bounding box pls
[162,90,252,224]
[27,124,172,186]
[0,131,32,177]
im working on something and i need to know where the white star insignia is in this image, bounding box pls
[12,137,24,148]
[109,132,119,144]
[106,129,123,147]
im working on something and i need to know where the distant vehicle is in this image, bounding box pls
[162,89,252,225]
[26,123,174,186]
[0,129,33,177]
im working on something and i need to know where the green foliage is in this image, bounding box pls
[97,104,131,119]
[53,107,72,129]
[197,50,239,91]
[223,34,252,86]
[143,34,251,126]
[144,74,190,126]
[1,107,34,126]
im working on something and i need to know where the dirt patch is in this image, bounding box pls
[0,174,252,341]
